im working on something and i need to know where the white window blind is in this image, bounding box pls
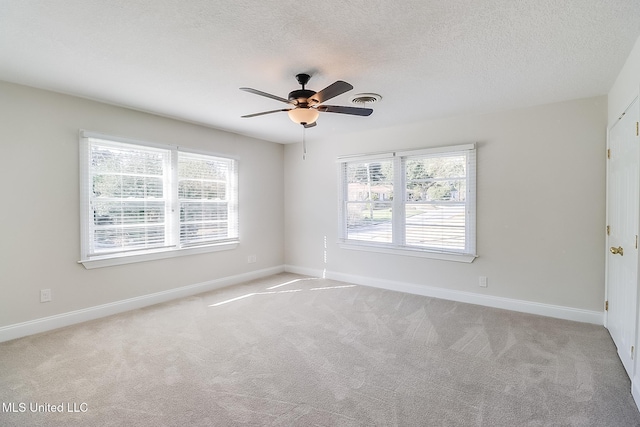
[178,152,238,247]
[338,144,476,261]
[341,158,394,244]
[80,131,238,266]
[403,149,474,252]
[87,138,171,256]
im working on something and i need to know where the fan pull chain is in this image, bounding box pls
[302,126,307,160]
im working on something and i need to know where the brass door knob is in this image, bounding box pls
[610,246,624,256]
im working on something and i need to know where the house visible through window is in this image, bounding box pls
[338,144,476,262]
[79,131,238,268]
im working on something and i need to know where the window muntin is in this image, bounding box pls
[80,132,238,265]
[339,145,476,260]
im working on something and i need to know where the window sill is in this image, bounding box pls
[79,242,238,269]
[337,241,477,263]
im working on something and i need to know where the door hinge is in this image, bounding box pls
[636,235,638,249]
[636,121,639,137]
[607,148,611,159]
[607,225,610,235]
[605,300,609,311]
[632,346,635,359]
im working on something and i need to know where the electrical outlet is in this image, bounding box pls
[247,255,257,263]
[40,289,52,303]
[479,276,488,288]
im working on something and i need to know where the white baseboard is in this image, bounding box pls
[3,264,603,344]
[0,265,285,343]
[285,265,604,325]
[633,374,640,412]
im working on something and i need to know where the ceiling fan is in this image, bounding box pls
[240,73,373,128]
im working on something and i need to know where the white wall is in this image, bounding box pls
[0,81,284,329]
[285,96,607,313]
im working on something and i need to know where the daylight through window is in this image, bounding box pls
[79,131,238,267]
[338,144,476,262]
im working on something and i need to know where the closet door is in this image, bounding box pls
[606,97,640,377]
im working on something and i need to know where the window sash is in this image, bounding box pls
[341,158,395,244]
[339,144,476,257]
[86,138,172,256]
[178,151,238,247]
[80,132,238,262]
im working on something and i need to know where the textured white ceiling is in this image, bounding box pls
[1,1,639,144]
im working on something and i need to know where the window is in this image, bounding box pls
[338,144,476,262]
[79,131,238,268]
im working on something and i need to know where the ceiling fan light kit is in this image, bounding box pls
[287,107,319,125]
[240,73,374,128]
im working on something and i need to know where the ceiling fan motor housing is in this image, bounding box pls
[289,73,318,106]
[288,89,316,106]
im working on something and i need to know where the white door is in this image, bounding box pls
[606,97,640,377]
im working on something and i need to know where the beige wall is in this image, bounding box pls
[285,96,607,312]
[0,79,612,329]
[0,81,285,328]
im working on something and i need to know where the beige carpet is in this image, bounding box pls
[1,273,639,426]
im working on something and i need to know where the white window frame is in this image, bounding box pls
[338,144,477,263]
[79,130,238,269]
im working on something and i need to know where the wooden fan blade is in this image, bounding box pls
[309,81,353,104]
[317,105,373,116]
[241,109,289,118]
[240,87,290,104]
